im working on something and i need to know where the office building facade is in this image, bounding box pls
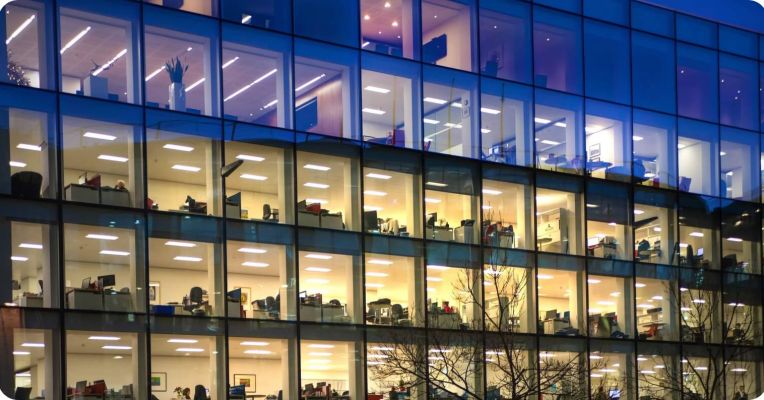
[1,0,763,399]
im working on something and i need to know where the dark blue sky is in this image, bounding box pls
[641,0,764,33]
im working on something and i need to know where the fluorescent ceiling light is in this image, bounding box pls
[168,338,198,344]
[537,274,554,280]
[84,131,117,141]
[423,97,447,105]
[584,125,603,133]
[21,343,44,348]
[222,56,240,69]
[726,237,743,242]
[303,164,330,171]
[241,14,252,24]
[426,277,442,282]
[633,135,644,141]
[145,66,165,82]
[88,336,120,341]
[100,250,130,256]
[361,41,370,48]
[481,128,491,134]
[305,267,331,273]
[92,48,128,76]
[364,85,390,94]
[366,272,389,277]
[86,233,119,241]
[423,118,440,125]
[6,15,35,45]
[364,190,387,196]
[720,151,727,156]
[304,182,329,189]
[635,282,646,288]
[240,341,269,346]
[305,198,328,204]
[245,349,272,355]
[242,261,269,268]
[9,161,26,168]
[633,209,645,215]
[306,278,329,284]
[424,197,441,203]
[365,283,384,288]
[482,189,502,195]
[295,74,326,92]
[305,254,332,260]
[240,174,268,181]
[185,78,205,92]
[588,278,601,284]
[540,139,560,146]
[366,173,391,180]
[554,122,567,128]
[102,345,132,350]
[362,107,386,115]
[238,247,267,254]
[19,243,43,249]
[224,68,278,102]
[444,123,462,128]
[11,256,28,262]
[98,154,128,163]
[17,143,41,151]
[172,164,201,172]
[425,181,447,187]
[263,99,278,109]
[689,231,704,237]
[426,264,448,270]
[534,117,551,124]
[450,102,462,108]
[367,259,393,265]
[165,241,196,248]
[236,154,265,162]
[12,351,31,356]
[363,205,383,212]
[174,256,202,262]
[60,26,91,54]
[481,107,501,115]
[175,348,204,352]
[163,143,194,152]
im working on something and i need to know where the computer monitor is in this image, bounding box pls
[299,291,307,299]
[545,309,557,320]
[98,274,116,288]
[227,192,241,206]
[609,389,621,399]
[81,277,91,289]
[426,212,437,227]
[697,247,704,257]
[228,288,242,302]
[364,210,379,231]
[75,381,87,393]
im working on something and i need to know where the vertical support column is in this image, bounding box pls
[401,0,415,60]
[132,332,148,399]
[43,327,61,398]
[210,335,226,400]
[203,36,220,117]
[348,255,364,324]
[43,224,58,308]
[281,335,299,400]
[281,246,297,320]
[525,268,535,332]
[409,257,425,326]
[207,243,225,316]
[128,125,144,208]
[0,310,19,397]
[276,54,292,129]
[520,185,533,248]
[130,224,146,313]
[402,76,416,149]
[0,218,10,305]
[127,19,140,105]
[0,8,9,84]
[348,341,365,400]
[206,139,222,216]
[570,271,584,333]
[0,106,10,194]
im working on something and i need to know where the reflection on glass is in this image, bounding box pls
[426,264,482,330]
[678,120,719,196]
[145,0,217,16]
[480,79,532,166]
[423,66,478,158]
[479,0,531,83]
[533,9,582,94]
[720,128,759,202]
[361,57,419,148]
[4,3,47,88]
[535,91,584,174]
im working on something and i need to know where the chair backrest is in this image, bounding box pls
[190,287,203,303]
[11,171,42,199]
[14,387,32,400]
[193,385,207,400]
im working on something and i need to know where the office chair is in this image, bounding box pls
[14,387,32,400]
[184,287,206,315]
[193,385,207,400]
[11,171,42,199]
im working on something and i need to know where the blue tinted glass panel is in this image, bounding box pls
[585,100,632,181]
[676,14,717,48]
[631,2,673,37]
[632,32,676,114]
[583,0,628,25]
[534,89,584,175]
[720,127,759,202]
[677,44,719,123]
[719,54,758,131]
[221,0,291,33]
[584,20,630,104]
[719,25,757,58]
[480,78,533,166]
[678,118,719,196]
[761,63,764,131]
[479,0,531,83]
[533,7,582,94]
[422,0,477,72]
[633,109,677,190]
[533,0,580,13]
[294,0,359,47]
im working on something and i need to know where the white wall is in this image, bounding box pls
[66,354,134,391]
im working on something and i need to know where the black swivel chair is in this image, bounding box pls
[193,385,207,400]
[184,287,206,315]
[14,387,32,400]
[11,171,42,199]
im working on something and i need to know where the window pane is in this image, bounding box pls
[294,0,358,47]
[360,0,418,59]
[144,9,219,117]
[294,40,359,139]
[423,66,479,158]
[67,329,145,395]
[720,54,758,131]
[534,90,584,175]
[589,344,635,400]
[585,100,632,182]
[480,78,533,167]
[676,14,717,48]
[634,188,677,266]
[145,0,217,16]
[636,265,680,341]
[59,1,139,103]
[536,177,585,256]
[222,25,292,129]
[633,109,677,190]
[424,156,480,244]
[721,200,760,274]
[632,32,676,114]
[4,1,52,89]
[724,273,762,345]
[677,44,719,122]
[588,275,632,337]
[482,166,534,250]
[631,2,674,37]
[584,0,629,25]
[586,181,631,261]
[365,252,424,327]
[361,53,421,149]
[300,335,364,399]
[721,127,759,202]
[678,119,719,197]
[538,265,586,334]
[584,20,630,104]
[637,343,680,397]
[150,333,225,398]
[5,326,59,397]
[680,269,722,343]
[221,0,291,33]
[678,194,720,270]
[533,7,582,94]
[479,0,531,83]
[422,0,476,72]
[229,330,297,398]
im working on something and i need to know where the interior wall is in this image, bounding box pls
[228,357,283,396]
[422,13,472,71]
[66,353,134,391]
[296,78,343,137]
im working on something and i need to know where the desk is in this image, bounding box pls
[543,319,569,335]
[67,289,104,311]
[300,304,347,323]
[16,293,43,307]
[428,313,461,329]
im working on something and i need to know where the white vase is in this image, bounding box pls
[169,82,186,111]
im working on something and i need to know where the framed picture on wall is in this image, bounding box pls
[235,287,251,310]
[150,372,167,392]
[149,282,160,305]
[234,374,256,393]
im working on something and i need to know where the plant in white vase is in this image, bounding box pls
[165,57,188,112]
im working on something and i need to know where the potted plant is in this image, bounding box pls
[165,57,188,112]
[83,60,109,99]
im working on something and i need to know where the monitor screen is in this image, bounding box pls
[697,247,704,256]
[98,274,116,288]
